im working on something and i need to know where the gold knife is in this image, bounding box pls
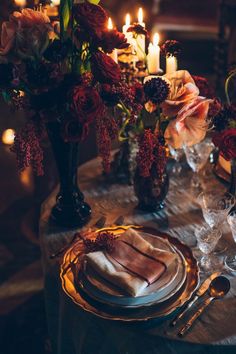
[170,271,221,327]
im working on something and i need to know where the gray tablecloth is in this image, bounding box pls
[40,157,236,354]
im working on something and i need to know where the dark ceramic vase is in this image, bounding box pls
[134,165,169,212]
[46,121,91,228]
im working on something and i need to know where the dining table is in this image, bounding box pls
[40,155,236,354]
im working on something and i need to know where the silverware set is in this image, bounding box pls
[170,273,230,336]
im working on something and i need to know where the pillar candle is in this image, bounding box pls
[108,17,118,63]
[166,55,178,74]
[136,8,146,61]
[14,0,26,7]
[147,33,160,74]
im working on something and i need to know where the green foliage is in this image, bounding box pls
[60,0,73,39]
[87,0,101,4]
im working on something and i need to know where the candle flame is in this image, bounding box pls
[153,33,160,46]
[108,17,113,30]
[2,129,15,145]
[51,0,60,5]
[14,0,26,6]
[125,13,131,26]
[138,7,143,24]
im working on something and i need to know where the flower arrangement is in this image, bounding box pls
[0,1,138,175]
[0,1,221,215]
[123,70,218,183]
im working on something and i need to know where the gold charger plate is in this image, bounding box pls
[60,226,200,322]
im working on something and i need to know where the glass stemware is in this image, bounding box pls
[224,211,236,272]
[197,191,235,228]
[195,225,222,273]
[184,139,214,191]
[197,191,235,253]
[168,145,184,175]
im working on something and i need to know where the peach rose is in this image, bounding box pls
[161,70,199,117]
[0,8,54,61]
[164,97,211,149]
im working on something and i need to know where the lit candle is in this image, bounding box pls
[14,0,26,7]
[136,7,146,61]
[147,33,161,74]
[166,55,178,74]
[138,7,145,27]
[2,129,15,145]
[107,18,118,63]
[122,14,131,35]
[51,0,60,5]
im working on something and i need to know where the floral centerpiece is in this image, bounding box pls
[0,1,136,227]
[122,69,218,211]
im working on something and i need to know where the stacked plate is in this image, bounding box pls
[80,233,187,308]
[60,226,199,321]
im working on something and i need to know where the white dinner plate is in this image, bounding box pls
[79,233,187,308]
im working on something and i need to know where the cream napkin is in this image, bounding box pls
[85,228,177,297]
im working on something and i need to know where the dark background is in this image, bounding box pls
[0,1,235,354]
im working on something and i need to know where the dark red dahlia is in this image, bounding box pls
[161,40,182,58]
[213,103,236,131]
[71,85,105,124]
[144,78,170,104]
[127,23,148,37]
[212,129,236,161]
[192,75,215,98]
[73,2,108,39]
[91,51,121,84]
[98,29,129,53]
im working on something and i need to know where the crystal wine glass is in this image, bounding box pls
[195,224,222,273]
[225,211,236,272]
[168,145,184,175]
[197,191,235,228]
[184,138,214,191]
[197,191,235,253]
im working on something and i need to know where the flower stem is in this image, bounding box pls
[225,69,236,105]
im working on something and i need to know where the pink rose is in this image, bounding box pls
[165,97,211,149]
[0,8,54,61]
[161,70,199,117]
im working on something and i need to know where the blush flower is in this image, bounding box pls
[0,8,54,61]
[162,70,199,117]
[164,97,211,148]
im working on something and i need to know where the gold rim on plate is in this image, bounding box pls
[60,225,200,321]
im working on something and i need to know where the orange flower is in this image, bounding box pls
[165,97,211,148]
[161,70,199,117]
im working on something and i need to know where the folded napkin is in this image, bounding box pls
[85,228,177,297]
